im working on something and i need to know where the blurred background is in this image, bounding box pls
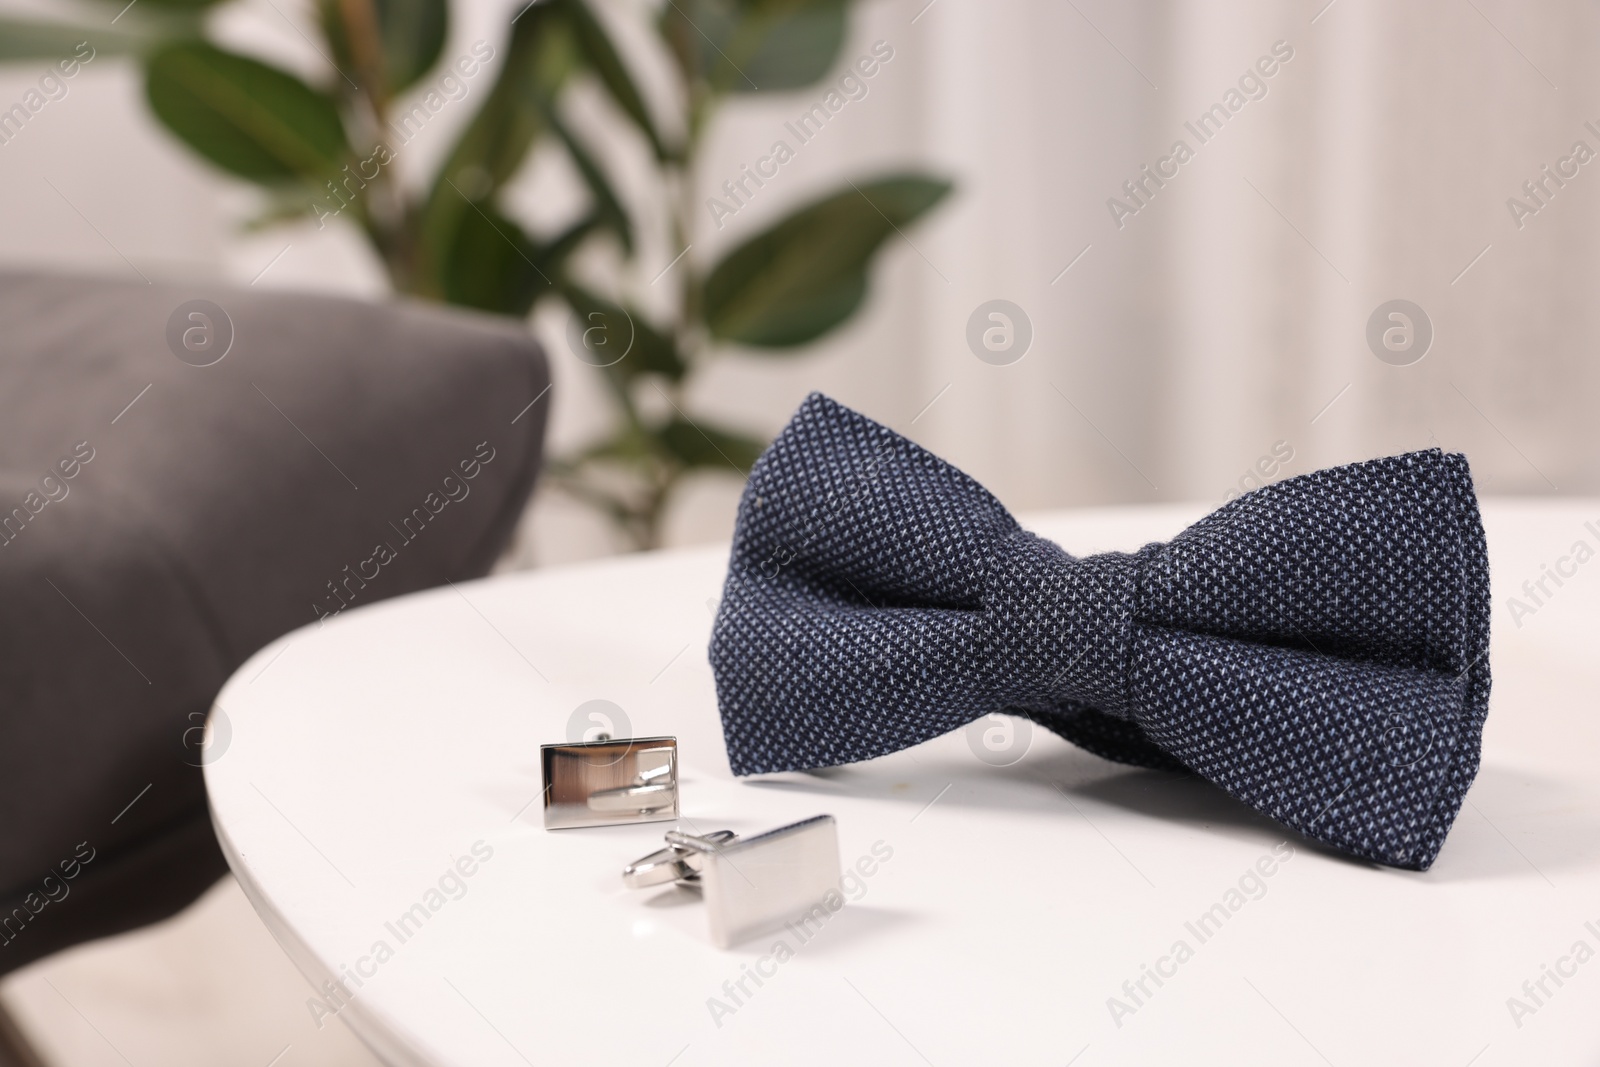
[1,0,1595,1061]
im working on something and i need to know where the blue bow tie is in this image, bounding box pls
[710,394,1491,871]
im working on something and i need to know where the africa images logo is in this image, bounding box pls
[1366,300,1432,366]
[166,299,234,366]
[966,300,1032,366]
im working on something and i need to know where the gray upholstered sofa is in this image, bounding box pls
[0,271,549,979]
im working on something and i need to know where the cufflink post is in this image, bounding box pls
[541,737,678,830]
[623,815,842,948]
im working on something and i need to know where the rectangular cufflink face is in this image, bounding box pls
[701,815,841,949]
[541,737,678,830]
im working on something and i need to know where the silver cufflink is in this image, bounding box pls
[623,815,841,948]
[540,736,679,830]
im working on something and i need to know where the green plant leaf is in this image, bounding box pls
[703,174,952,348]
[438,204,590,316]
[319,0,447,97]
[0,19,155,61]
[667,0,847,93]
[561,282,684,381]
[415,2,577,297]
[567,0,667,159]
[658,418,766,472]
[545,107,632,254]
[432,4,574,196]
[145,42,349,182]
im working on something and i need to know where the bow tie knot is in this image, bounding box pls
[983,532,1139,721]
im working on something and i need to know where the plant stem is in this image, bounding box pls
[333,0,421,294]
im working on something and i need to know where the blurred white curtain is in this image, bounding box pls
[685,0,1600,540]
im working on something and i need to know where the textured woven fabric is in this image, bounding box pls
[710,393,1491,871]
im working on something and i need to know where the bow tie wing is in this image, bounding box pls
[1020,451,1491,798]
[1128,634,1480,869]
[1140,450,1489,680]
[712,393,1024,775]
[719,392,1018,609]
[1119,450,1491,869]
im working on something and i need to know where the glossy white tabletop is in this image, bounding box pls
[206,501,1600,1067]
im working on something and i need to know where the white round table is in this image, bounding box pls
[206,501,1600,1066]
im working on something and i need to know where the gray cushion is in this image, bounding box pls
[0,271,549,972]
